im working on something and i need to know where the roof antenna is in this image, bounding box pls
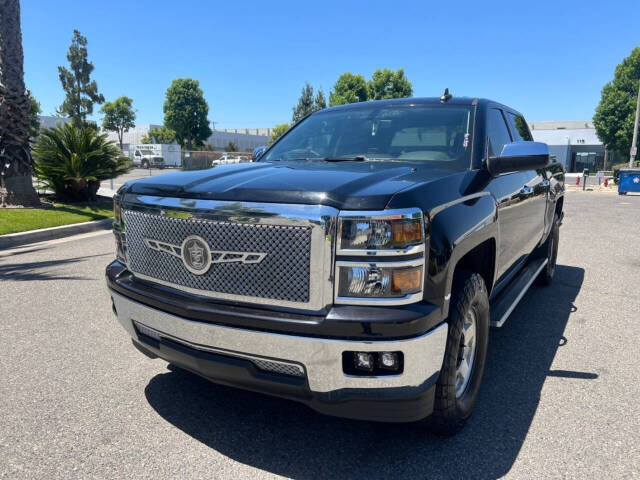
[440,88,452,103]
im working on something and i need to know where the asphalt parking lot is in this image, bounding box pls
[1,191,639,479]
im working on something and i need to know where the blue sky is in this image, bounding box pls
[21,0,639,128]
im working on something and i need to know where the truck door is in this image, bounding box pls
[504,111,547,256]
[483,108,540,283]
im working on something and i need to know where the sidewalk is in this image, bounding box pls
[97,186,117,198]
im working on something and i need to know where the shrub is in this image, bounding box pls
[33,123,130,201]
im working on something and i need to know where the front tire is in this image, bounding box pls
[429,273,489,435]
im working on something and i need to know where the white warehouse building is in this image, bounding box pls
[529,121,618,173]
[100,124,270,153]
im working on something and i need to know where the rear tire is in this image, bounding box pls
[429,273,489,435]
[535,213,559,286]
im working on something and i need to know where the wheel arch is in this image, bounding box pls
[451,239,496,297]
[424,193,499,319]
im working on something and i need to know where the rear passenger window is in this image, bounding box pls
[486,109,512,157]
[506,112,533,141]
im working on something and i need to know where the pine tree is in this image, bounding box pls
[292,83,315,123]
[57,30,104,126]
[314,88,327,111]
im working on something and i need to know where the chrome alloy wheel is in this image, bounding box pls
[455,309,477,398]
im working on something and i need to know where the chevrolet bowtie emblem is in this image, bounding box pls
[144,236,267,275]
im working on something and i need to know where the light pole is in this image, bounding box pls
[630,79,640,168]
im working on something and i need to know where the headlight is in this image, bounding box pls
[335,208,426,305]
[337,263,422,298]
[113,199,121,223]
[338,209,424,252]
[114,230,127,264]
[113,198,127,265]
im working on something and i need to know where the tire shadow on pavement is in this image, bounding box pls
[144,264,587,480]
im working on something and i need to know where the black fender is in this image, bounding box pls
[424,192,498,319]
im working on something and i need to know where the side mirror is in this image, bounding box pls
[252,145,268,161]
[486,141,549,176]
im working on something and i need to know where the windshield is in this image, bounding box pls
[262,104,474,169]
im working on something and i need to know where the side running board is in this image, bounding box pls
[490,258,548,328]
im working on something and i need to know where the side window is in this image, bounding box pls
[486,109,512,157]
[506,112,533,141]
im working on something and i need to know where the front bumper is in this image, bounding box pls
[110,290,448,422]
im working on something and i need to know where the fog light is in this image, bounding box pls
[379,352,399,370]
[134,321,161,341]
[354,352,374,371]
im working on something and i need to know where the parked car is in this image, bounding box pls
[211,154,250,166]
[108,95,564,434]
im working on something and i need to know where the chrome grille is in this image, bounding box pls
[124,210,312,303]
[251,359,305,377]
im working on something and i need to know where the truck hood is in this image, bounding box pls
[120,160,454,210]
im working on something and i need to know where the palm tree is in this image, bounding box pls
[0,0,39,206]
[33,123,130,201]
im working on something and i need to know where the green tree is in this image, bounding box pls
[163,78,212,150]
[368,68,413,100]
[57,30,104,126]
[314,88,327,111]
[269,123,290,144]
[292,82,315,123]
[329,72,368,106]
[100,96,135,150]
[27,90,42,141]
[33,123,130,201]
[594,47,640,156]
[141,125,176,144]
[0,0,39,206]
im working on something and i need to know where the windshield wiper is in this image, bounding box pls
[269,157,311,162]
[323,155,368,162]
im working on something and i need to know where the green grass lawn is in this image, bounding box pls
[0,200,113,236]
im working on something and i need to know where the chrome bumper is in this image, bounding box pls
[110,291,447,394]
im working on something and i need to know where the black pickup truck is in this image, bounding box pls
[107,95,564,434]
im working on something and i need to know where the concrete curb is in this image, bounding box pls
[0,218,113,250]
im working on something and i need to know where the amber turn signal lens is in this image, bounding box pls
[391,267,422,293]
[391,220,422,246]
